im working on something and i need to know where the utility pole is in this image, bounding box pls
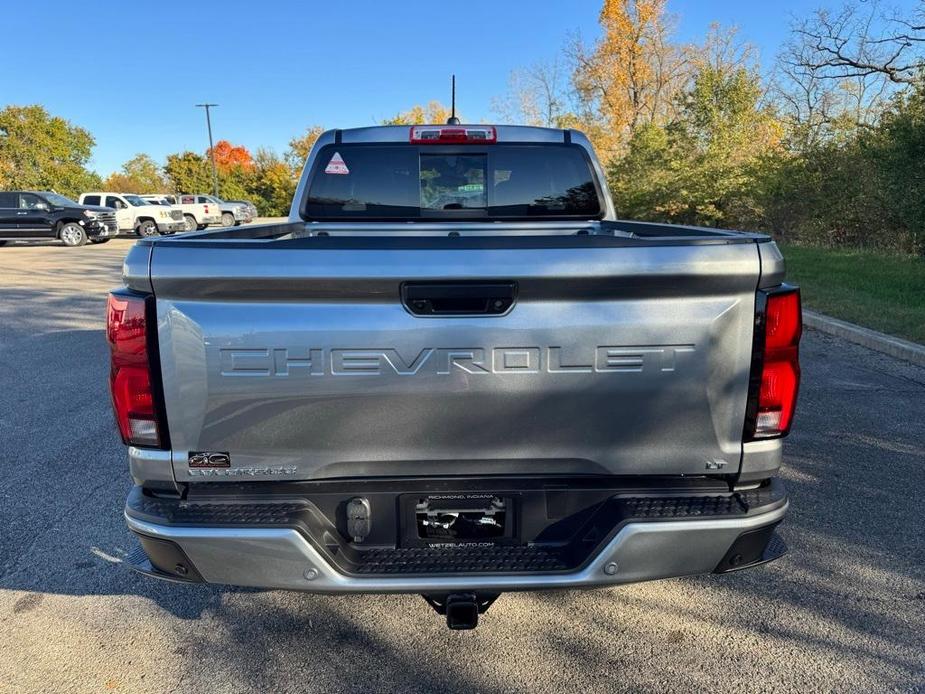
[195,103,219,196]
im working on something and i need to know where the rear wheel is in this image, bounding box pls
[183,214,196,232]
[59,223,87,247]
[137,220,158,237]
[221,212,235,227]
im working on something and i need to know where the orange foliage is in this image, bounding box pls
[208,140,254,172]
[572,0,689,160]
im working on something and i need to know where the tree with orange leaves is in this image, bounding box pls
[570,0,691,161]
[207,140,254,172]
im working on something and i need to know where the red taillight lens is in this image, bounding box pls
[107,293,163,447]
[765,291,801,350]
[409,125,497,143]
[748,287,802,439]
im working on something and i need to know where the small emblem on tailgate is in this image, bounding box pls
[188,451,231,468]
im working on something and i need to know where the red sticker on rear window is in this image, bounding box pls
[324,152,350,175]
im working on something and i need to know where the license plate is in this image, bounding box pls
[415,495,509,541]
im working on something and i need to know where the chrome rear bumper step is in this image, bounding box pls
[124,487,788,593]
[356,544,569,575]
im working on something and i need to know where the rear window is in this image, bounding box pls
[303,144,602,220]
[82,195,101,206]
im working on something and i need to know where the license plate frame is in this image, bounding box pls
[398,493,519,547]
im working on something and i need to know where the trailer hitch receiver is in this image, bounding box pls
[422,592,500,630]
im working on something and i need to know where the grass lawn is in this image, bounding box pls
[780,245,925,344]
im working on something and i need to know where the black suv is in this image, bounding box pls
[0,191,119,247]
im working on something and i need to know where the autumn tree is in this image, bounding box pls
[383,101,455,125]
[570,0,692,161]
[286,125,325,171]
[164,151,212,194]
[208,140,254,172]
[0,105,101,197]
[609,58,783,228]
[485,0,925,252]
[251,148,297,216]
[103,153,168,193]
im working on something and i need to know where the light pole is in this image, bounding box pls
[195,103,219,196]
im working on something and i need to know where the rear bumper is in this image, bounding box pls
[124,479,788,593]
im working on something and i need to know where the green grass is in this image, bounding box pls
[780,245,925,344]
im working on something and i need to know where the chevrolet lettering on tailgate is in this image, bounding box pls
[217,345,697,377]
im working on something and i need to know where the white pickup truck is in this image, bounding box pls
[172,194,223,231]
[112,124,800,629]
[78,192,185,236]
[200,195,253,227]
[141,194,223,231]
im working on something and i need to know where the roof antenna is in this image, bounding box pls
[446,75,461,125]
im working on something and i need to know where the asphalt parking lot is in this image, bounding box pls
[0,237,923,693]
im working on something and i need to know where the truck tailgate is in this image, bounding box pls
[149,236,760,482]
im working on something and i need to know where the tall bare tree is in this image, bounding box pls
[791,0,924,84]
[774,1,922,145]
[492,59,570,127]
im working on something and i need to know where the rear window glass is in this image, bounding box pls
[304,144,602,220]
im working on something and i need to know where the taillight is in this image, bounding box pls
[746,286,802,439]
[107,292,165,447]
[410,125,497,144]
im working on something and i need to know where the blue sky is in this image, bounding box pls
[1,0,914,175]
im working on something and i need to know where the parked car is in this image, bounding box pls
[226,199,258,220]
[169,194,223,231]
[112,124,801,630]
[199,195,252,227]
[79,192,185,237]
[0,191,118,246]
[140,194,245,227]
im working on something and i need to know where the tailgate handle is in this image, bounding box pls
[402,282,516,316]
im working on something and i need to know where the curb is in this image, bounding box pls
[803,309,925,367]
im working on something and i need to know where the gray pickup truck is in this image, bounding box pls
[110,124,801,629]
